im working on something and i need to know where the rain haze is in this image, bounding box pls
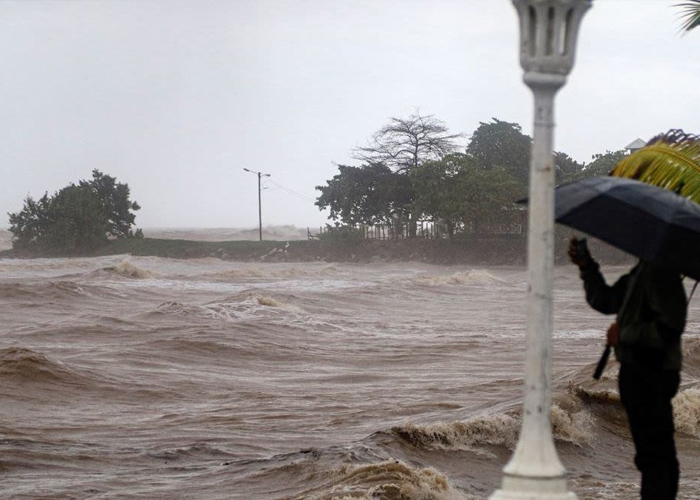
[5,2,700,499]
[1,0,699,230]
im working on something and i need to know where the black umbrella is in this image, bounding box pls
[554,176,700,379]
[555,176,700,281]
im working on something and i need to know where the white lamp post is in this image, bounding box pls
[490,1,591,499]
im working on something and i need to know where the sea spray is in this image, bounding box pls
[551,405,594,445]
[255,295,284,307]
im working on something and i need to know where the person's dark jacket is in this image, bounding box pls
[580,260,686,371]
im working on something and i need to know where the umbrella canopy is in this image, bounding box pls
[555,176,700,281]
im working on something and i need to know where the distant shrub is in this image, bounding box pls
[318,224,365,243]
[8,170,140,254]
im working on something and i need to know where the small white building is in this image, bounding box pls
[625,138,646,154]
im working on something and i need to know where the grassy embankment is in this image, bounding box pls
[0,234,632,266]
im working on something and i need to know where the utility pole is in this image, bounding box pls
[243,168,271,241]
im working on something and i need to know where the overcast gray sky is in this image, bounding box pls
[1,0,698,229]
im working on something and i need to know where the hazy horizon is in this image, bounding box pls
[2,0,698,229]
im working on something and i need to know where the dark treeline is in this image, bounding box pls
[315,113,627,239]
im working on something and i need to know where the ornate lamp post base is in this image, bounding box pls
[491,475,577,500]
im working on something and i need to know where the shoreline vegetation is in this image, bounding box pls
[0,233,632,266]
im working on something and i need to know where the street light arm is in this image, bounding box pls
[243,168,271,177]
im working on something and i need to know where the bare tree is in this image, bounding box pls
[352,112,463,172]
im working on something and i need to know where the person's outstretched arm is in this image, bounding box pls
[568,237,629,315]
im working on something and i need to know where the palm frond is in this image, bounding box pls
[677,0,700,32]
[610,129,700,203]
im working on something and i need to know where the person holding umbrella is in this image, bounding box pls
[550,130,700,499]
[568,236,687,499]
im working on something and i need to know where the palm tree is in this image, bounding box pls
[610,130,700,203]
[678,0,700,32]
[610,6,700,197]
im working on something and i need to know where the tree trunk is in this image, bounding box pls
[409,213,417,238]
[446,220,455,240]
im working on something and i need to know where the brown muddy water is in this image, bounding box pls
[2,256,700,500]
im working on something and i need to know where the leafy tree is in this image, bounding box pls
[565,150,627,182]
[410,153,472,238]
[554,151,584,181]
[466,118,532,184]
[350,112,461,236]
[44,184,109,252]
[410,153,464,238]
[466,118,583,184]
[412,153,524,237]
[319,117,583,237]
[7,193,52,251]
[8,170,140,253]
[352,112,462,172]
[315,163,413,226]
[80,169,140,238]
[452,157,524,234]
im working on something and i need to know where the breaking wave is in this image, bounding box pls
[391,404,593,452]
[152,291,301,321]
[295,460,464,500]
[673,387,700,437]
[99,261,157,279]
[551,404,595,444]
[0,281,87,300]
[392,415,519,450]
[683,338,700,379]
[572,386,621,405]
[567,358,700,437]
[147,442,237,462]
[412,270,506,286]
[0,347,90,385]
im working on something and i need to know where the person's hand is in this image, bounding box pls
[607,322,619,347]
[568,237,591,268]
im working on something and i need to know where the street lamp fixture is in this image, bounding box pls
[243,168,271,242]
[490,1,591,499]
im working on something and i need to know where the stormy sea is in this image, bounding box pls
[2,249,700,499]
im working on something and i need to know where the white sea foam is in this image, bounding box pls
[315,460,465,500]
[103,261,157,279]
[154,293,301,322]
[392,405,593,452]
[412,270,506,286]
[674,387,700,437]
